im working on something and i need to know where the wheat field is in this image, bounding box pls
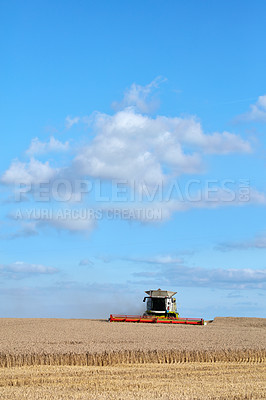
[0,317,265,399]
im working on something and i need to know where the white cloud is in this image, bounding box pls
[0,261,58,277]
[237,95,266,122]
[162,116,251,154]
[65,116,80,129]
[112,76,166,113]
[26,136,69,156]
[1,158,57,185]
[73,109,250,188]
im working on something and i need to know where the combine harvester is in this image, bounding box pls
[110,289,204,325]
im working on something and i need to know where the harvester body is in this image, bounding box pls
[109,288,204,325]
[143,289,179,318]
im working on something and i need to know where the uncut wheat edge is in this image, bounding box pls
[0,349,265,368]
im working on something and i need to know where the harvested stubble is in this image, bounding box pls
[0,362,265,400]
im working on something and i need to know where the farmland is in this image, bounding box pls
[0,317,265,399]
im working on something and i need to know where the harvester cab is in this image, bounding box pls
[143,289,179,319]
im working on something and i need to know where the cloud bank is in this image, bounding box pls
[132,262,266,290]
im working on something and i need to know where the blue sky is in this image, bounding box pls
[0,0,266,319]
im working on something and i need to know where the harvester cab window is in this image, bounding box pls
[151,297,166,312]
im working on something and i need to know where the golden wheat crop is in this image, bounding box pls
[0,348,265,368]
